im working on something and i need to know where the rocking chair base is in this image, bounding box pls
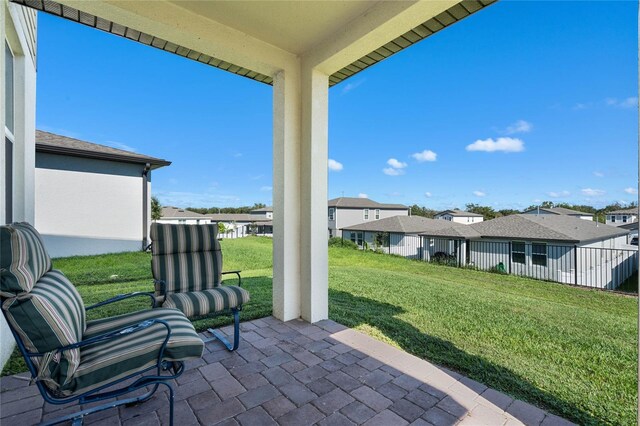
[203,308,240,351]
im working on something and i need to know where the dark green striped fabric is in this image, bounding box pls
[150,223,223,294]
[3,270,85,390]
[50,308,204,396]
[163,285,250,317]
[0,222,52,297]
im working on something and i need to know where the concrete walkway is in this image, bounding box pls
[0,317,575,425]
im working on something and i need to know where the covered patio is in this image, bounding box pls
[1,316,572,426]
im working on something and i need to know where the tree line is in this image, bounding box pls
[410,201,637,222]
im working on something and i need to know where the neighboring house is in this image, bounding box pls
[522,206,594,221]
[328,197,409,238]
[158,206,209,225]
[434,209,484,224]
[206,213,273,238]
[35,130,170,257]
[341,215,480,262]
[1,0,38,371]
[619,221,639,243]
[469,215,632,289]
[606,208,638,226]
[250,206,273,219]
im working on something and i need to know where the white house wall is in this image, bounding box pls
[1,0,38,370]
[35,153,148,257]
[332,207,408,237]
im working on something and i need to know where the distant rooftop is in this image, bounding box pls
[435,209,483,218]
[471,214,628,244]
[523,206,593,217]
[36,130,171,169]
[160,207,207,219]
[251,207,273,213]
[342,216,480,239]
[206,213,271,222]
[608,208,639,215]
[328,197,407,209]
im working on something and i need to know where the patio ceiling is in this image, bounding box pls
[12,0,495,87]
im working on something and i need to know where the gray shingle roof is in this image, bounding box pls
[36,130,170,169]
[251,207,273,213]
[342,216,481,239]
[608,208,639,215]
[328,197,407,209]
[161,207,207,219]
[435,209,483,218]
[470,214,628,243]
[523,207,593,216]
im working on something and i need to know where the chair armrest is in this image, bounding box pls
[154,279,166,297]
[222,270,242,287]
[85,292,156,311]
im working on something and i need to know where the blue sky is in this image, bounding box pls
[36,1,637,211]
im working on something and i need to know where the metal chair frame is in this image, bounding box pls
[2,292,186,426]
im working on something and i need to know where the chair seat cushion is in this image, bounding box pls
[162,286,250,318]
[52,308,204,396]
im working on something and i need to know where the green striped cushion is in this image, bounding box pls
[52,308,204,396]
[150,223,223,294]
[0,222,52,297]
[3,270,85,390]
[162,285,250,318]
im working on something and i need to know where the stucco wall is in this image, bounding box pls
[35,153,148,257]
[1,1,38,371]
[331,207,408,237]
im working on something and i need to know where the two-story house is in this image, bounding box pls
[328,197,409,238]
[606,208,639,226]
[434,210,484,224]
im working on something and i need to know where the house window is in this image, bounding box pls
[328,207,335,221]
[511,241,525,264]
[623,215,628,223]
[178,219,186,224]
[364,209,369,220]
[532,243,547,266]
[611,216,616,223]
[4,41,14,223]
[375,209,380,220]
[350,231,363,246]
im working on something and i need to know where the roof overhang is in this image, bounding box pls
[13,0,496,87]
[36,143,171,170]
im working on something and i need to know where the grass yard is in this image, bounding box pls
[2,237,637,425]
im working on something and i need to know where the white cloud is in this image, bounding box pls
[107,141,137,152]
[581,188,605,197]
[624,187,638,195]
[341,78,366,95]
[424,192,432,198]
[466,137,524,153]
[547,190,570,198]
[328,159,343,171]
[260,186,272,192]
[504,120,532,135]
[411,150,437,162]
[593,171,604,178]
[387,158,407,169]
[473,191,486,197]
[383,167,404,176]
[606,97,638,109]
[358,193,368,198]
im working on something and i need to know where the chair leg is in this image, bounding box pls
[205,308,240,351]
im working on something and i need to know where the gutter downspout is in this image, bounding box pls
[142,163,151,251]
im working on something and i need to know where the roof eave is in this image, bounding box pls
[36,144,171,169]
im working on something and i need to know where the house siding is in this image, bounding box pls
[331,207,408,238]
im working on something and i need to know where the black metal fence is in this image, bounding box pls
[347,232,638,291]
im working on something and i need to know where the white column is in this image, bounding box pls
[299,67,329,323]
[272,67,302,321]
[272,64,329,323]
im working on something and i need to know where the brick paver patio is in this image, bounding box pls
[0,317,574,426]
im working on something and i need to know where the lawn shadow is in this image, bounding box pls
[329,289,598,425]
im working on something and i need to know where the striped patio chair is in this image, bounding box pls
[0,222,204,426]
[150,223,250,351]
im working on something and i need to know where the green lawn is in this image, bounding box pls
[2,237,637,425]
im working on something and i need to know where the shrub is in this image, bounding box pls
[328,237,358,249]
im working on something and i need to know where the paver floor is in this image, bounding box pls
[0,317,575,425]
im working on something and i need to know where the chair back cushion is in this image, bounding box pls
[1,222,52,297]
[3,269,86,390]
[151,223,223,295]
